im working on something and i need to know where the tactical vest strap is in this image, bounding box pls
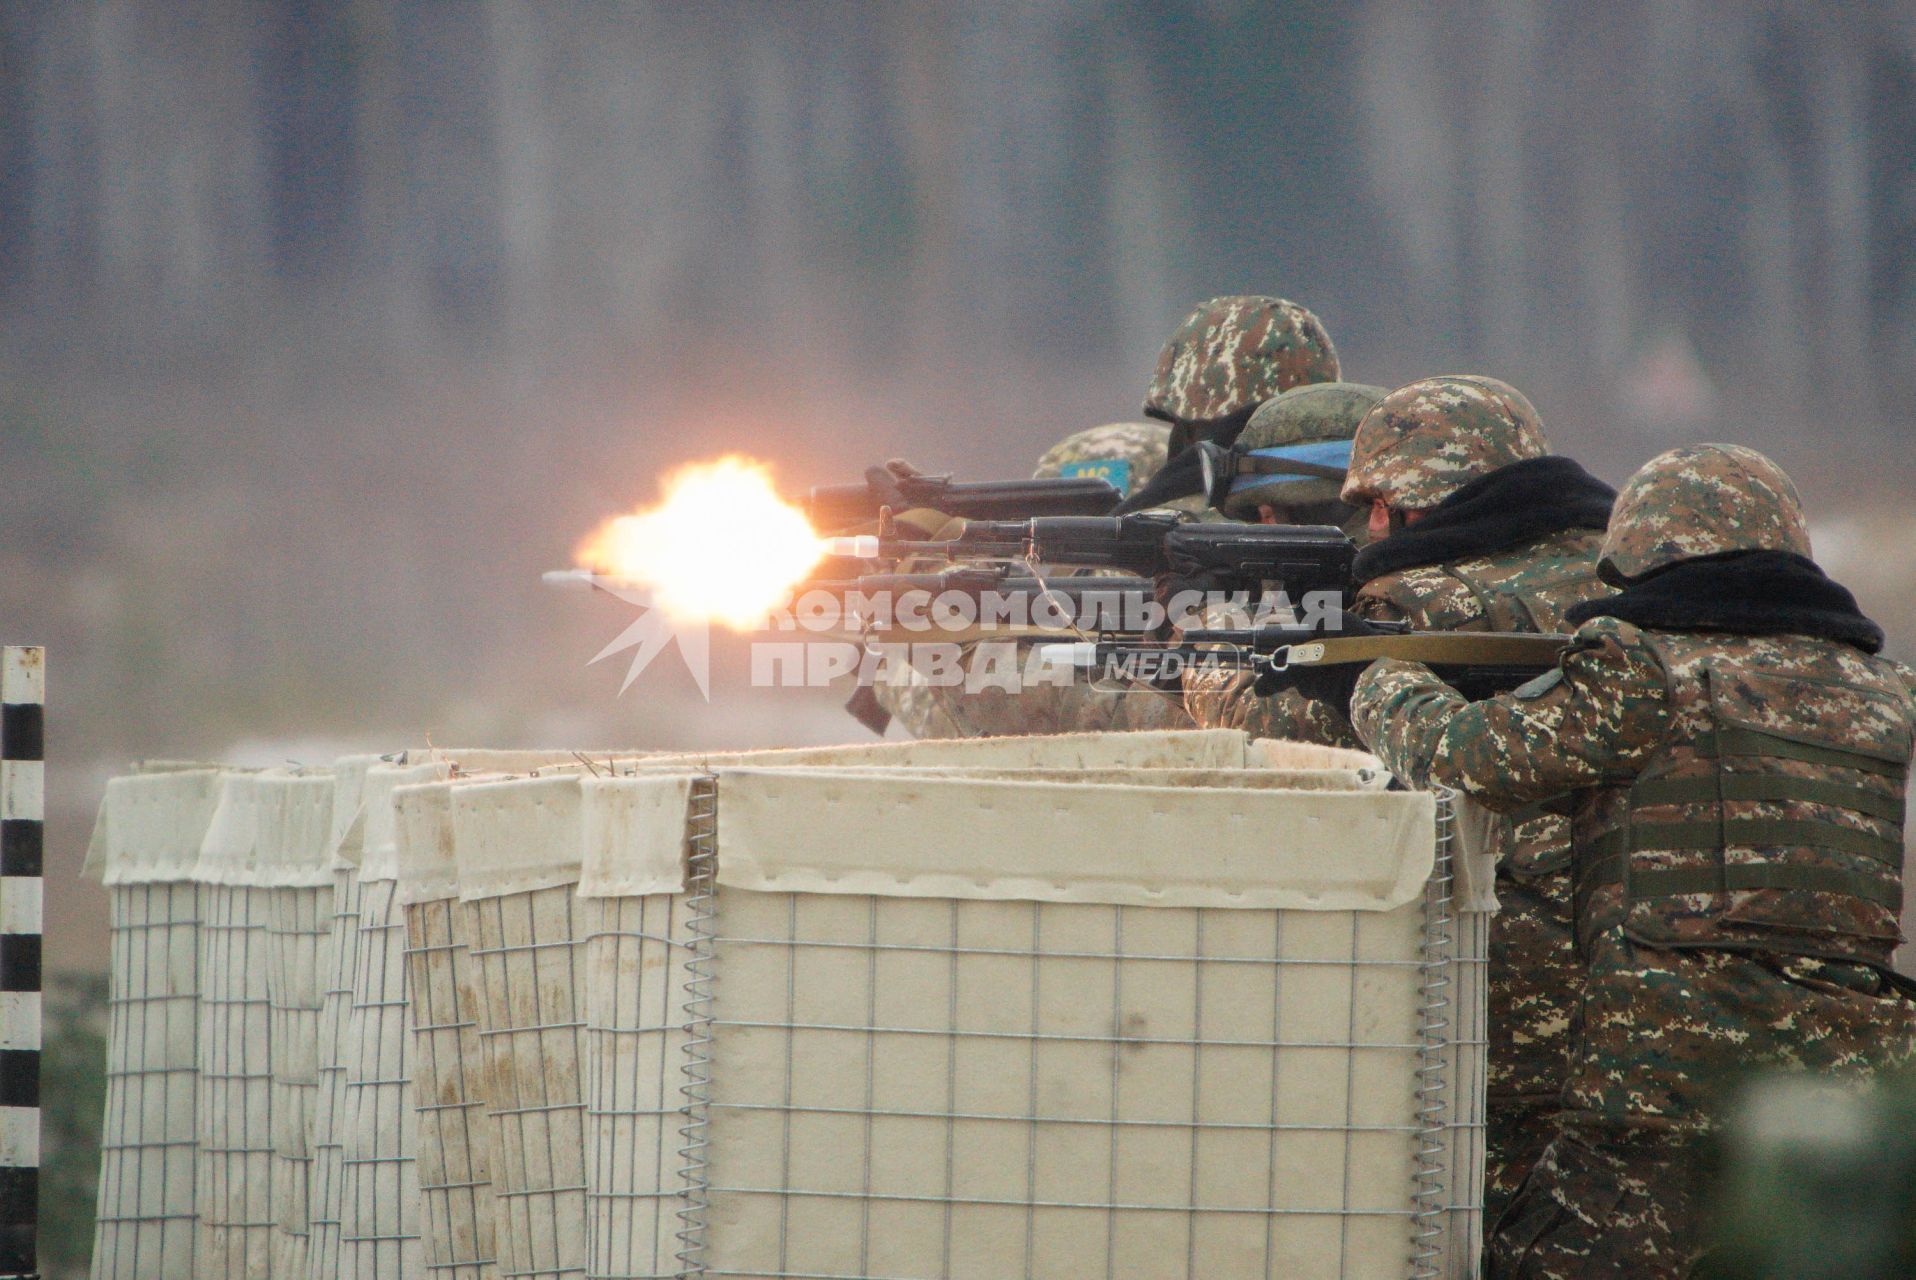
[1584,854,1904,910]
[1590,818,1904,868]
[1699,725,1906,777]
[1627,774,1908,823]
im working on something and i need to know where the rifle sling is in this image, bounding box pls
[1278,632,1571,669]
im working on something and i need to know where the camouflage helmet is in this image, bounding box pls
[1034,420,1213,514]
[1221,382,1388,519]
[1599,443,1809,583]
[1143,296,1340,447]
[1341,375,1550,511]
[1031,421,1169,494]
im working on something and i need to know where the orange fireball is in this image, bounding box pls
[575,456,826,629]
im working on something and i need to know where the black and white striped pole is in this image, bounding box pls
[0,647,43,1280]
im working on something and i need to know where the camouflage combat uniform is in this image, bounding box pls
[1181,382,1382,748]
[1339,376,1612,1219]
[873,421,1195,738]
[1352,445,1916,1277]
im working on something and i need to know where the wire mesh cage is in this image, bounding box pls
[396,778,504,1280]
[305,753,388,1280]
[255,772,337,1280]
[194,773,289,1280]
[85,767,228,1280]
[553,735,1488,1280]
[338,760,453,1279]
[83,731,1489,1280]
[453,774,599,1280]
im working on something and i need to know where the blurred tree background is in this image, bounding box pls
[3,4,1915,1266]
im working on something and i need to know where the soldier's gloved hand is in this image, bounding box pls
[864,461,920,511]
[1152,568,1234,633]
[1256,656,1364,717]
[866,461,954,539]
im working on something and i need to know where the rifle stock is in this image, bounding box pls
[1040,629,1569,701]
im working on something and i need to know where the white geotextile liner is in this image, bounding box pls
[260,772,337,1279]
[83,768,228,884]
[465,885,592,1280]
[1246,737,1385,774]
[395,780,502,1280]
[454,774,695,902]
[454,781,594,1280]
[305,865,360,1280]
[88,770,229,1279]
[1438,908,1492,1271]
[194,772,288,1279]
[90,881,203,1280]
[579,892,695,1280]
[712,767,1436,911]
[269,881,330,1279]
[195,878,277,1278]
[340,876,422,1278]
[538,728,1258,779]
[657,889,1449,1278]
[338,760,452,1278]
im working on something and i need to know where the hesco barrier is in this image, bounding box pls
[85,731,1489,1280]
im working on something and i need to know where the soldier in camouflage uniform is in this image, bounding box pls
[1181,382,1382,746]
[874,422,1196,738]
[1142,294,1340,453]
[1331,375,1617,1222]
[1350,444,1916,1276]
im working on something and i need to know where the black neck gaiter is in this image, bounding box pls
[1564,549,1885,653]
[1350,456,1616,584]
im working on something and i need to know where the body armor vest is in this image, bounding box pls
[1572,629,1911,966]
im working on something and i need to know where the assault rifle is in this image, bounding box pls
[812,566,1149,616]
[805,471,1121,529]
[799,566,1155,639]
[828,513,1357,601]
[1037,621,1570,701]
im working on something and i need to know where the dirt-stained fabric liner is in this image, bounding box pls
[395,778,503,1280]
[451,770,595,1280]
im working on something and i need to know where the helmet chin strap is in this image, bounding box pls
[1388,507,1410,536]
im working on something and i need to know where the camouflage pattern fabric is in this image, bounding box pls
[912,653,1192,738]
[1352,526,1611,1216]
[871,661,967,738]
[1490,939,1916,1279]
[1143,295,1339,432]
[1599,443,1813,582]
[1183,674,1359,746]
[1351,617,1916,1275]
[1342,375,1551,512]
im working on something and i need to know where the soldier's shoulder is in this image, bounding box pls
[1467,528,1604,582]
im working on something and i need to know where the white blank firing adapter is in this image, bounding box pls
[542,569,597,588]
[1032,643,1101,673]
[823,536,882,558]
